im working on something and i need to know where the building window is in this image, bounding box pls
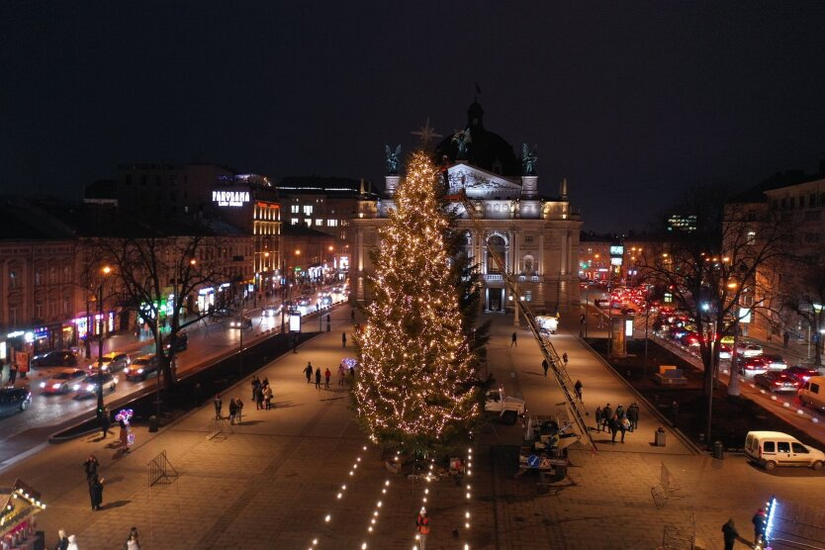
[805,210,821,222]
[9,271,18,289]
[291,205,299,214]
[290,218,299,225]
[525,236,534,244]
[303,205,313,216]
[523,255,535,275]
[525,290,532,302]
[789,197,795,208]
[35,301,43,319]
[746,231,756,245]
[9,307,18,327]
[316,219,324,226]
[804,232,820,243]
[49,267,57,284]
[327,219,339,227]
[63,296,70,314]
[35,269,42,286]
[810,194,817,207]
[800,196,806,208]
[63,265,71,282]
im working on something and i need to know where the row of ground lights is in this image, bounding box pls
[747,381,821,424]
[413,460,436,550]
[461,447,474,550]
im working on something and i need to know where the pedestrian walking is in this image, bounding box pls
[255,384,264,410]
[627,403,639,431]
[214,394,223,420]
[55,529,69,550]
[251,376,260,400]
[722,518,740,550]
[671,400,679,428]
[601,403,613,431]
[83,455,99,481]
[324,367,331,388]
[416,507,431,550]
[609,415,620,444]
[304,362,313,383]
[236,398,244,423]
[338,363,347,385]
[263,384,273,409]
[342,332,347,348]
[99,406,111,438]
[783,331,790,349]
[315,367,322,389]
[9,364,17,385]
[619,415,630,442]
[88,474,104,511]
[351,309,356,323]
[562,352,569,365]
[511,332,517,347]
[594,406,602,432]
[54,529,69,550]
[229,398,237,425]
[542,359,549,377]
[615,404,625,419]
[66,535,79,550]
[118,417,130,453]
[574,380,583,401]
[752,508,767,546]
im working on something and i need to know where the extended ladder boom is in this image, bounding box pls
[458,191,597,452]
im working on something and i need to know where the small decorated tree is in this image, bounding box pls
[353,151,481,452]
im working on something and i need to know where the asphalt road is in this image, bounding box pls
[0,289,347,465]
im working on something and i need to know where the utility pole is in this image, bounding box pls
[95,266,111,415]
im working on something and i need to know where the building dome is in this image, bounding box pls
[434,101,521,176]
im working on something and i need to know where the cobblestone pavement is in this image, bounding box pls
[3,307,823,549]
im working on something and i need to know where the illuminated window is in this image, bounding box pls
[327,220,338,227]
[303,205,313,216]
[291,205,299,214]
[9,271,18,289]
[316,219,324,226]
[746,231,756,245]
[290,218,299,225]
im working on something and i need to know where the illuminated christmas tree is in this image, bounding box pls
[353,151,481,452]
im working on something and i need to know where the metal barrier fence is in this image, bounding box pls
[148,450,179,487]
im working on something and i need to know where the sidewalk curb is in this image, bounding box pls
[576,336,703,455]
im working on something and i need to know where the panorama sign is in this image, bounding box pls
[212,190,250,207]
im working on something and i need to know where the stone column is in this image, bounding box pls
[385,175,400,198]
[521,175,538,198]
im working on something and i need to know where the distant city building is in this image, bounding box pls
[666,214,697,233]
[351,101,581,315]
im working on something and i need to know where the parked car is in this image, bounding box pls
[0,387,32,416]
[484,387,527,425]
[754,371,801,393]
[89,352,130,373]
[124,354,159,381]
[739,357,769,377]
[784,366,821,384]
[761,354,787,371]
[31,349,78,368]
[736,342,763,358]
[39,368,88,394]
[744,431,825,471]
[74,372,118,398]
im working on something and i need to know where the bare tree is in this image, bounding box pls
[639,186,789,398]
[91,234,230,389]
[777,256,825,366]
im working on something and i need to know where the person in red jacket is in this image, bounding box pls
[416,507,431,549]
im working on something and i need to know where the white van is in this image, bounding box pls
[798,375,825,412]
[744,431,825,471]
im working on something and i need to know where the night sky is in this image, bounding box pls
[2,1,824,233]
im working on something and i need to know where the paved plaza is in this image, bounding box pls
[2,306,822,549]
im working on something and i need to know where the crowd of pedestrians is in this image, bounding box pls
[593,402,640,443]
[251,375,274,410]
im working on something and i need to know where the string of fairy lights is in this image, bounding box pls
[353,151,481,448]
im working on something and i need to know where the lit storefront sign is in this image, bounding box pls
[212,190,250,207]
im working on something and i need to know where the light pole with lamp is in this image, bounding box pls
[726,280,741,398]
[95,266,111,416]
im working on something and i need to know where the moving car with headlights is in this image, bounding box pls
[227,316,252,329]
[784,366,821,384]
[163,332,188,352]
[736,342,763,358]
[89,352,130,373]
[744,431,825,471]
[40,368,89,394]
[0,388,32,416]
[798,376,825,411]
[262,305,281,317]
[124,354,159,381]
[738,357,769,377]
[761,354,787,371]
[31,349,78,368]
[753,371,801,393]
[74,372,118,398]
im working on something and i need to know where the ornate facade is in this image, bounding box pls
[350,102,582,315]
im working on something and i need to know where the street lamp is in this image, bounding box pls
[727,280,741,398]
[96,266,111,415]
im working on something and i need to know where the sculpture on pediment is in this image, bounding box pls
[385,144,401,175]
[452,128,472,158]
[522,144,538,176]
